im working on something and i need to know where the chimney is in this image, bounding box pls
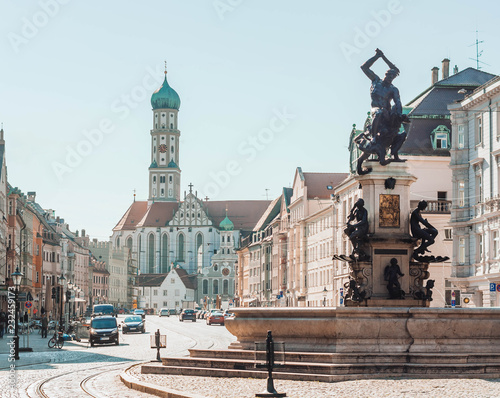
[81,229,86,237]
[431,67,439,85]
[442,58,450,80]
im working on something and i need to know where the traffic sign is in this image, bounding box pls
[25,301,32,309]
[491,283,497,292]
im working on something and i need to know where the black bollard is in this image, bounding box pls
[255,330,286,398]
[155,329,161,361]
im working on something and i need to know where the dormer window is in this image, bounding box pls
[431,125,450,150]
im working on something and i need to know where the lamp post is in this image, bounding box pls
[323,286,327,307]
[286,290,290,307]
[58,275,66,331]
[12,267,23,360]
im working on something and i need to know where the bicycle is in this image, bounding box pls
[48,330,64,349]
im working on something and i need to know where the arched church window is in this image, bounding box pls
[213,280,219,295]
[214,264,218,272]
[202,279,208,295]
[171,146,174,153]
[148,234,155,273]
[170,123,173,129]
[169,176,172,183]
[223,280,229,295]
[161,234,169,273]
[162,123,165,128]
[177,233,185,262]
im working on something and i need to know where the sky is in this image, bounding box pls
[1,0,500,240]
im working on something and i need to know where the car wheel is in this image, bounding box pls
[193,319,196,322]
[115,337,119,346]
[90,340,94,347]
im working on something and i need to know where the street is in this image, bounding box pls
[0,314,236,398]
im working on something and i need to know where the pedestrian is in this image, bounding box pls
[41,314,48,338]
[0,311,6,338]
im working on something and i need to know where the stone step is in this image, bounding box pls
[188,349,500,365]
[159,356,500,376]
[142,362,500,382]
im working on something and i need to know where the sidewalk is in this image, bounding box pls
[0,329,88,368]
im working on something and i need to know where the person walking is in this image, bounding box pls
[41,314,48,338]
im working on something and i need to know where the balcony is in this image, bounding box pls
[411,200,451,214]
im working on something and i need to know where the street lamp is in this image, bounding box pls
[12,267,23,360]
[58,274,65,330]
[286,290,290,307]
[323,286,327,307]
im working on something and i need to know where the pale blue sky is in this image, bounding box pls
[1,0,498,239]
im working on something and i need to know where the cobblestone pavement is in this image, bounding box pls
[126,368,500,398]
[0,315,235,398]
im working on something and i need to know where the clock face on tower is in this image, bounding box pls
[159,144,167,153]
[222,268,230,276]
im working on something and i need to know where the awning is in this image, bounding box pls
[243,298,257,303]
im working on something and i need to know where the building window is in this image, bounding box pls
[476,115,483,145]
[171,278,175,284]
[202,280,208,295]
[163,290,168,296]
[458,124,465,149]
[444,228,452,240]
[148,234,155,273]
[153,289,158,296]
[477,234,483,263]
[223,279,229,295]
[476,174,482,204]
[153,303,158,309]
[163,301,168,306]
[459,237,466,265]
[431,125,450,150]
[213,280,219,295]
[177,233,185,262]
[161,234,169,273]
[458,181,465,208]
[493,230,500,260]
[445,289,461,307]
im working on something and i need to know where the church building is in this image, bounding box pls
[111,66,269,309]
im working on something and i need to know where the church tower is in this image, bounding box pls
[149,65,181,202]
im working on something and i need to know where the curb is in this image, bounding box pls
[120,363,207,398]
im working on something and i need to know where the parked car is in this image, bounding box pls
[134,309,146,319]
[179,309,196,322]
[89,316,119,346]
[169,309,177,315]
[121,315,145,334]
[159,308,170,317]
[206,311,225,326]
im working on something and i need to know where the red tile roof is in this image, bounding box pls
[113,201,149,231]
[302,173,348,199]
[136,202,179,228]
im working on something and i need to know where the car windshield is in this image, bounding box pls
[135,310,144,314]
[91,318,117,329]
[184,310,194,313]
[124,316,142,322]
[212,312,223,316]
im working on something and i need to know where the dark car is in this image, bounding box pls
[89,316,119,346]
[121,315,145,334]
[179,309,196,322]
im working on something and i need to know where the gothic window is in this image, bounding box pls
[148,234,155,273]
[196,233,203,269]
[177,233,185,262]
[126,237,132,249]
[138,235,142,269]
[161,234,168,273]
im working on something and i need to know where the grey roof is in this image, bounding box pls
[400,118,450,156]
[400,67,498,157]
